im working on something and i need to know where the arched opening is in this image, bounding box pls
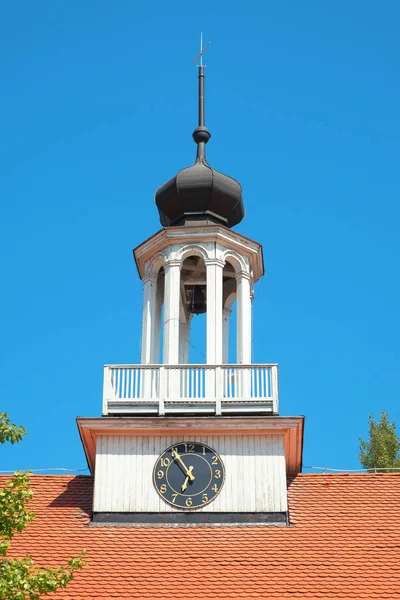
[180,255,207,363]
[222,259,238,364]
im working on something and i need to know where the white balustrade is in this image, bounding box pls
[103,364,279,416]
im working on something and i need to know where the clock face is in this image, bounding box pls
[153,442,225,509]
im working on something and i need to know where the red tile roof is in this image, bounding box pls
[4,473,400,599]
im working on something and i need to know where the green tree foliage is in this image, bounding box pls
[0,413,86,599]
[0,414,27,445]
[359,410,400,472]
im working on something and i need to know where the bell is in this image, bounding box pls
[188,286,206,315]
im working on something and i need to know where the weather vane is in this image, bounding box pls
[192,32,211,67]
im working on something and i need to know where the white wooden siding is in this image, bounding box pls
[93,434,287,513]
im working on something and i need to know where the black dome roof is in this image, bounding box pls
[155,66,245,228]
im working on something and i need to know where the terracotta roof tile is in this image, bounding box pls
[2,473,400,599]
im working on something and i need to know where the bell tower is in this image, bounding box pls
[78,50,303,525]
[140,61,254,371]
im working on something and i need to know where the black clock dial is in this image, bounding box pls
[153,442,225,509]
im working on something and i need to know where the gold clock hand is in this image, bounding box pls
[172,449,195,481]
[181,466,194,491]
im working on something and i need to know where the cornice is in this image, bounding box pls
[133,226,264,283]
[77,415,304,476]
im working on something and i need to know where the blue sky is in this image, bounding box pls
[1,1,400,474]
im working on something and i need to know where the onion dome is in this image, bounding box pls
[155,65,245,228]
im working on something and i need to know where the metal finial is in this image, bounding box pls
[192,32,211,67]
[192,33,211,159]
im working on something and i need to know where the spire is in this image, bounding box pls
[154,36,245,229]
[192,33,211,161]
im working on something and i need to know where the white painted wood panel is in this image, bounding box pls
[93,434,287,513]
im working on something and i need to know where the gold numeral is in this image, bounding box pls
[202,493,208,503]
[161,457,170,467]
[185,497,193,507]
[172,493,178,504]
[157,470,164,479]
[212,455,218,465]
[214,470,221,479]
[160,484,167,493]
[202,446,206,455]
[172,447,178,455]
[212,484,218,493]
[184,443,195,453]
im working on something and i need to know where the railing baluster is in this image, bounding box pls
[267,368,271,397]
[134,368,139,399]
[122,369,127,398]
[130,368,134,398]
[272,365,278,413]
[155,368,159,399]
[215,366,222,415]
[116,369,120,398]
[159,366,165,415]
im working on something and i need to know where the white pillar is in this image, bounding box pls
[141,274,158,364]
[179,318,191,364]
[236,271,252,364]
[151,277,163,364]
[163,260,181,365]
[222,307,232,364]
[206,259,224,365]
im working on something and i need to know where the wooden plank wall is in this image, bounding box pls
[93,434,288,513]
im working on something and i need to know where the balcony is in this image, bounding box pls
[103,364,278,416]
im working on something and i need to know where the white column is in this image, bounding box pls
[141,274,158,364]
[151,277,163,364]
[236,271,252,364]
[163,260,181,365]
[205,259,224,365]
[179,318,191,364]
[222,307,232,364]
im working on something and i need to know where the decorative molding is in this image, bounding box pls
[164,259,181,269]
[133,226,264,284]
[235,270,252,282]
[142,273,159,285]
[222,250,248,274]
[175,244,209,264]
[204,258,225,269]
[144,252,166,278]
